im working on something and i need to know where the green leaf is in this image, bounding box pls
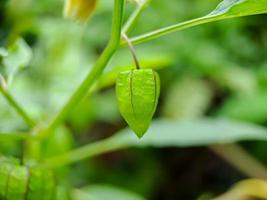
[209,0,267,18]
[3,38,32,85]
[130,0,267,44]
[114,119,267,148]
[73,185,146,200]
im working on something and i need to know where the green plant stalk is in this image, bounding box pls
[125,15,224,45]
[45,137,267,179]
[210,144,267,179]
[122,1,148,34]
[0,87,35,128]
[38,0,125,138]
[0,132,34,140]
[44,136,129,168]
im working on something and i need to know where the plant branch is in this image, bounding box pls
[44,136,129,168]
[210,144,267,179]
[0,77,35,128]
[0,132,34,140]
[44,139,267,174]
[123,15,223,45]
[38,0,125,138]
[122,1,148,34]
[122,33,140,69]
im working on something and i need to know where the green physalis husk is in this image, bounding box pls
[116,69,160,138]
[0,157,56,200]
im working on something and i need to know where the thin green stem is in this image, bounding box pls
[125,15,223,45]
[122,1,148,34]
[44,137,267,173]
[210,144,267,179]
[38,0,125,138]
[0,132,34,140]
[0,86,35,128]
[44,136,129,168]
[122,33,140,69]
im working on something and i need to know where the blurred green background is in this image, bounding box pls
[1,0,267,199]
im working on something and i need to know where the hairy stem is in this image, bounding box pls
[38,0,125,138]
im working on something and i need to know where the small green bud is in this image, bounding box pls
[116,69,160,138]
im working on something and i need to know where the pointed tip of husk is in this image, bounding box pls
[131,123,150,139]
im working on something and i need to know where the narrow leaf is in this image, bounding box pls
[209,0,267,18]
[113,119,267,148]
[130,0,267,44]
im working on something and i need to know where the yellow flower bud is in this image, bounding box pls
[63,0,97,23]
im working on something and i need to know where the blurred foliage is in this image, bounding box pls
[0,0,267,199]
[73,184,146,200]
[1,37,32,85]
[215,179,267,200]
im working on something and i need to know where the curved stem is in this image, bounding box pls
[38,0,125,138]
[122,33,140,69]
